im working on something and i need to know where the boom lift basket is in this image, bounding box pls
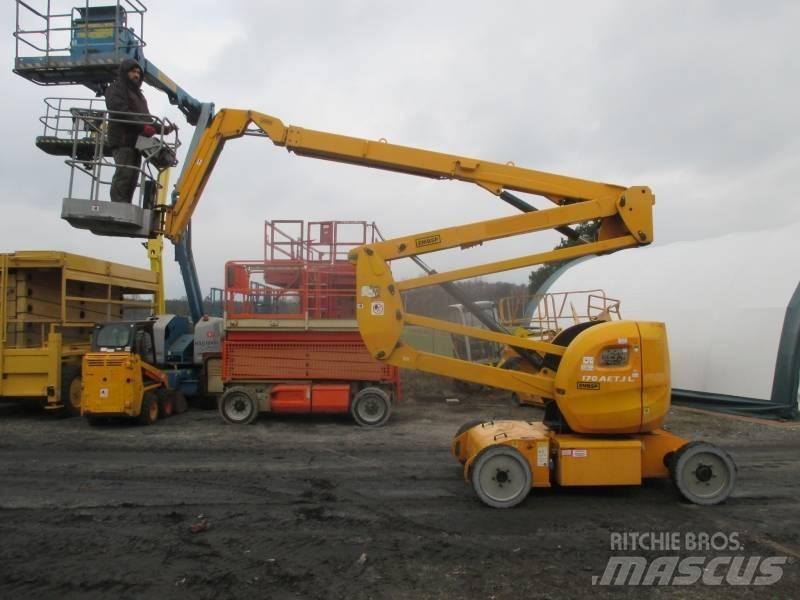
[37,97,179,237]
[13,1,147,94]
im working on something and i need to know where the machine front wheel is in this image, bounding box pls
[219,386,259,425]
[138,392,159,426]
[471,445,532,508]
[671,442,736,505]
[350,387,392,427]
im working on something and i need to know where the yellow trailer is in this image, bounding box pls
[0,251,157,414]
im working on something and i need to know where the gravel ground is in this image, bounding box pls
[0,376,798,599]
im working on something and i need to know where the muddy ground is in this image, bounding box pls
[0,375,798,599]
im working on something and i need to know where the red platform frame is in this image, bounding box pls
[222,221,401,406]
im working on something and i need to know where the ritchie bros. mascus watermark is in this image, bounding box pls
[592,530,791,586]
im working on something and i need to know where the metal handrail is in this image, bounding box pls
[265,220,385,263]
[39,97,179,209]
[15,0,147,62]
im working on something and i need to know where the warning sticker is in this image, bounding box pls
[370,301,385,316]
[360,285,379,298]
[561,449,572,457]
[572,449,588,458]
[537,443,548,467]
[99,388,109,398]
[581,356,595,371]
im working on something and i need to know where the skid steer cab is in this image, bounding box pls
[81,319,188,426]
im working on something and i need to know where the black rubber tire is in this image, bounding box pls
[158,389,174,417]
[670,442,737,505]
[218,386,259,425]
[59,364,83,417]
[137,392,159,426]
[172,391,188,414]
[455,418,489,439]
[350,387,392,427]
[471,445,532,509]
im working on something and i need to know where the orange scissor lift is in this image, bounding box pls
[218,220,400,426]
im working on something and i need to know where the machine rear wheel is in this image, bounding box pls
[138,392,159,426]
[471,445,532,508]
[351,387,392,427]
[671,442,736,505]
[219,386,259,425]
[172,391,188,414]
[158,390,174,417]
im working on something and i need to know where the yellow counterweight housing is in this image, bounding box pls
[553,320,671,434]
[81,352,146,417]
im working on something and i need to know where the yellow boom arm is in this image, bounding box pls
[163,108,650,243]
[163,107,655,400]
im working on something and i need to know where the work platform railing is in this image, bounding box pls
[37,97,179,237]
[498,289,622,339]
[14,1,146,90]
[265,220,384,263]
[225,260,359,322]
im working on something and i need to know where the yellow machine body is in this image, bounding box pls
[81,352,164,418]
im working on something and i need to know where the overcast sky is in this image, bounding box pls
[3,1,798,298]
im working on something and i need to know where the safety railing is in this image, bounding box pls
[498,289,622,339]
[265,220,384,263]
[225,260,358,321]
[39,96,179,209]
[14,0,146,65]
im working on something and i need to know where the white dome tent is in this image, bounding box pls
[541,225,800,420]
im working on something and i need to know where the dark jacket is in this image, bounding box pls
[105,58,151,148]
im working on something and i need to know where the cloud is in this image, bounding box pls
[3,0,798,298]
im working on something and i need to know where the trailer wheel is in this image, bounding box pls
[59,365,83,417]
[137,392,159,426]
[471,445,532,509]
[218,386,258,425]
[670,442,736,505]
[351,387,392,427]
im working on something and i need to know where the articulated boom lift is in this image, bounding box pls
[150,108,734,507]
